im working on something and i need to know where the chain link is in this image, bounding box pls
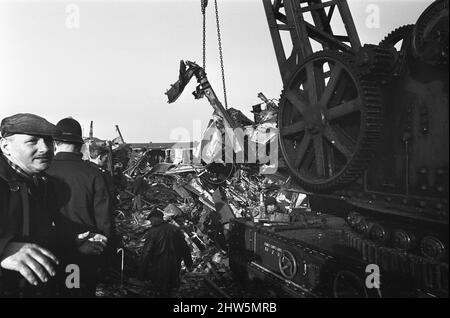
[214,0,228,109]
[201,0,207,71]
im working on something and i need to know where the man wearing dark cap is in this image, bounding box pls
[0,113,61,296]
[46,117,113,297]
[139,210,193,297]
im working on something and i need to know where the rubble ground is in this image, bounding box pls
[95,170,277,298]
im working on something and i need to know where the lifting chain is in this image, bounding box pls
[200,0,229,109]
[214,0,228,109]
[201,0,207,71]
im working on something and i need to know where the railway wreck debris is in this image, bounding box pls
[96,86,315,297]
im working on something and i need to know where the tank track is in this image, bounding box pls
[346,231,449,296]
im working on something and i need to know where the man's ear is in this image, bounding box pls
[0,137,11,156]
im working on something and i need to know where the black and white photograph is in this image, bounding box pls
[0,0,448,303]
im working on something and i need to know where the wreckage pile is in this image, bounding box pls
[95,94,315,297]
[96,143,311,298]
[94,162,240,297]
[97,163,310,298]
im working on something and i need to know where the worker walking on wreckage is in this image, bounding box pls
[139,210,193,297]
[46,117,114,297]
[0,113,62,297]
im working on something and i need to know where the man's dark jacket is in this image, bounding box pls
[0,155,55,295]
[140,220,193,294]
[46,152,114,294]
[46,152,113,241]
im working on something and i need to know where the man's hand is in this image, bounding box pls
[0,242,59,286]
[78,241,105,255]
[76,231,108,255]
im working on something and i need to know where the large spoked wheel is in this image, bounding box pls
[278,51,383,191]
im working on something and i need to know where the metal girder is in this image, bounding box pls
[262,0,361,86]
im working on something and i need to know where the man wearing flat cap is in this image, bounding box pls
[0,113,61,296]
[46,117,113,297]
[139,210,193,297]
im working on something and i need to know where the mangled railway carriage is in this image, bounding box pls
[229,0,449,297]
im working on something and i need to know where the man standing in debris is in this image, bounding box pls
[139,210,193,297]
[0,113,61,296]
[46,117,113,297]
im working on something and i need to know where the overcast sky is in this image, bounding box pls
[0,0,431,142]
